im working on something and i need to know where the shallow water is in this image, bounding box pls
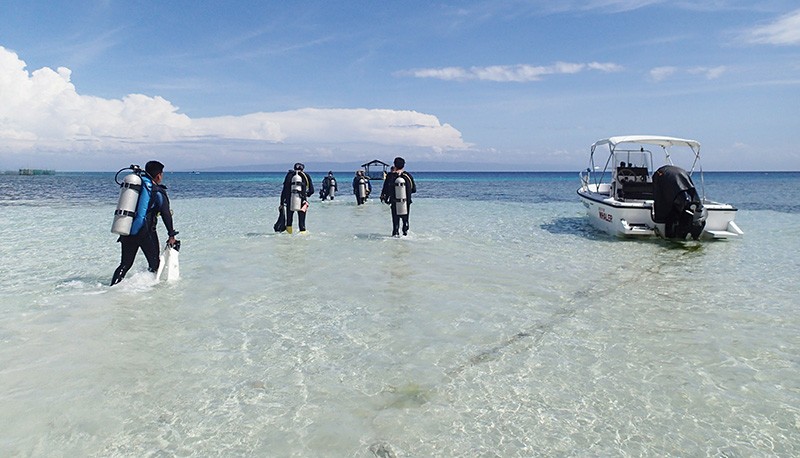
[1,173,799,456]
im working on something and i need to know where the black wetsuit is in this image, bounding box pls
[320,175,337,200]
[111,183,177,285]
[280,170,314,231]
[352,175,371,205]
[380,170,416,236]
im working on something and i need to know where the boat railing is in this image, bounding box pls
[579,170,612,196]
[579,169,590,190]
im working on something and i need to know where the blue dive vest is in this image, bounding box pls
[129,176,156,235]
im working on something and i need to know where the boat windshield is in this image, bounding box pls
[613,149,653,178]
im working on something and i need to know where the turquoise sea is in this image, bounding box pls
[1,171,799,456]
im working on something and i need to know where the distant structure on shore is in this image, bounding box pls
[361,159,390,181]
[18,169,55,175]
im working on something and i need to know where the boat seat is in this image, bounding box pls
[619,181,653,200]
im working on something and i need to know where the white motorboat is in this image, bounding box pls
[577,135,743,240]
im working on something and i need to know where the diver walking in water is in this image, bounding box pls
[380,157,416,237]
[280,162,314,233]
[319,171,337,200]
[352,170,371,205]
[110,161,178,285]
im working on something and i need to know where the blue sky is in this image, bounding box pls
[1,0,799,171]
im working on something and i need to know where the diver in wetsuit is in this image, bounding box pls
[352,170,371,205]
[280,162,314,233]
[111,161,178,285]
[319,171,337,200]
[380,157,416,236]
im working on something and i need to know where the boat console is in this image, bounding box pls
[615,166,651,200]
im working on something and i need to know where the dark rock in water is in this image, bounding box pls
[247,380,266,390]
[157,412,175,424]
[369,442,397,458]
[383,383,430,409]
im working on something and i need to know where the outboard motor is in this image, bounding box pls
[394,176,408,216]
[290,172,303,211]
[652,165,707,240]
[111,165,144,236]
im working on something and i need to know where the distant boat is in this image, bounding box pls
[191,171,201,174]
[19,169,55,175]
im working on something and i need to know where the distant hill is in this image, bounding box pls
[192,160,545,173]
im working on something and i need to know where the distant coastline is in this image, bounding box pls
[3,167,799,174]
[18,168,55,175]
[190,160,535,173]
[2,169,56,175]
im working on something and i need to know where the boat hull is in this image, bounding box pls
[578,188,742,239]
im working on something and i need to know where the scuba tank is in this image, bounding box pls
[328,178,336,199]
[357,177,367,200]
[394,175,408,216]
[290,172,303,211]
[111,165,154,236]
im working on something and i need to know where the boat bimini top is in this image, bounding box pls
[592,135,701,151]
[589,135,704,186]
[590,135,702,171]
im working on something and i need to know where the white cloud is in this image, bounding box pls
[0,46,468,162]
[536,0,663,14]
[688,65,727,79]
[649,65,727,82]
[588,62,624,72]
[405,61,622,82]
[745,8,800,45]
[405,66,469,81]
[576,0,663,13]
[242,108,467,149]
[649,66,678,82]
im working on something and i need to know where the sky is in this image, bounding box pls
[1,0,799,171]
